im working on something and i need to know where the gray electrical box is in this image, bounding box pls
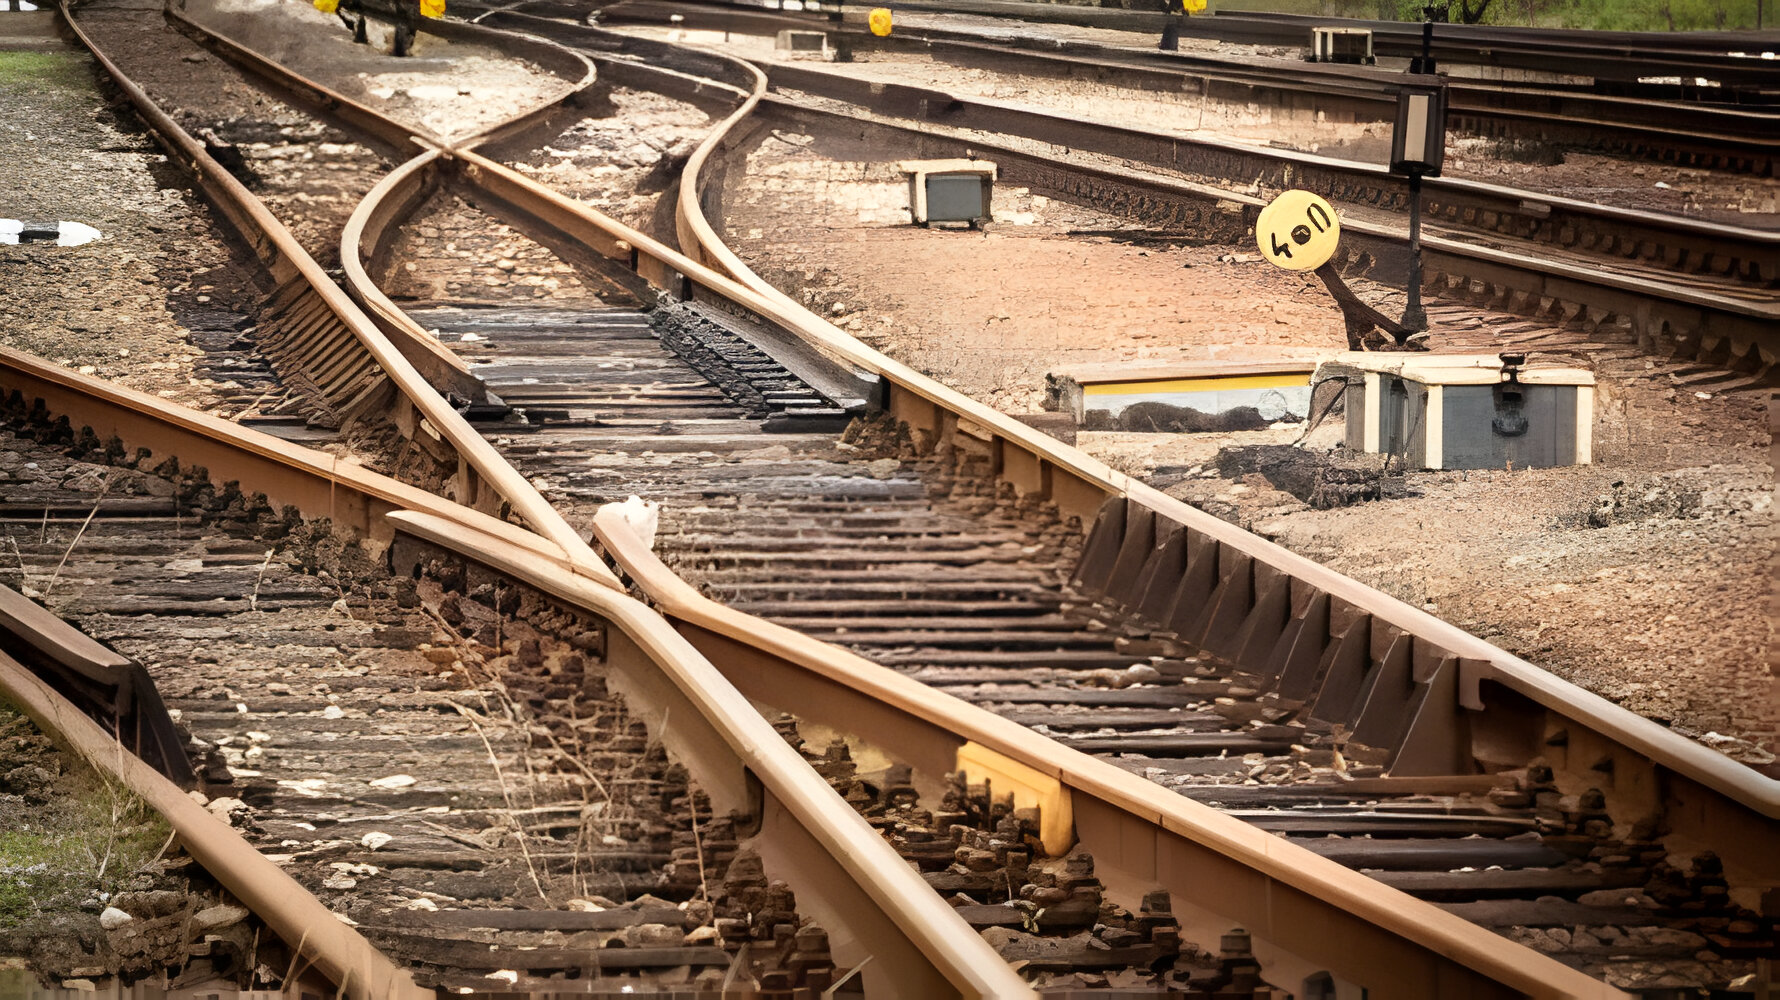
[1339,353,1594,470]
[901,159,996,227]
[924,174,990,225]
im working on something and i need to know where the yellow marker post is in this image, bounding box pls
[1255,189,1340,272]
[868,7,893,36]
[419,0,444,17]
[1182,0,1206,12]
[313,0,339,12]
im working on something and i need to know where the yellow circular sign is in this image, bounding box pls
[868,7,892,36]
[1255,190,1340,272]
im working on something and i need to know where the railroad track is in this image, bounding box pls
[2,0,1772,997]
[589,0,1780,174]
[4,4,1020,996]
[735,0,1780,92]
[501,11,1778,378]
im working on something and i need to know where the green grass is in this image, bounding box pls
[0,703,172,929]
[0,51,91,92]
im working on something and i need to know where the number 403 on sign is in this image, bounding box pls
[1255,190,1340,272]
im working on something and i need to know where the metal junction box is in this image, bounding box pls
[900,159,996,227]
[1340,353,1594,470]
[1312,27,1374,64]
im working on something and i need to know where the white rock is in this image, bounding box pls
[405,897,439,911]
[485,971,519,985]
[205,797,250,825]
[98,907,133,930]
[368,774,417,789]
[322,705,345,720]
[361,831,394,851]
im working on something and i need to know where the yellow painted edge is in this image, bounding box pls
[957,741,1075,857]
[1082,373,1311,395]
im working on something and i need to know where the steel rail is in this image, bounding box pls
[0,585,193,786]
[326,14,1780,991]
[650,12,1780,856]
[384,510,1035,1000]
[755,60,1780,287]
[740,91,1779,370]
[150,9,1779,996]
[72,0,621,584]
[50,10,1040,996]
[598,0,1780,160]
[829,0,1780,87]
[391,76,1646,1000]
[588,507,1626,1000]
[244,20,1643,985]
[0,647,430,1000]
[0,339,1028,997]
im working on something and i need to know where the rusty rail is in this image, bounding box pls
[644,19,1780,883]
[738,73,1778,372]
[348,45,1638,1000]
[0,583,193,786]
[119,7,1778,997]
[590,506,1626,1000]
[0,649,430,1000]
[67,0,618,584]
[320,17,1767,995]
[24,10,1040,997]
[0,344,1032,999]
[385,510,1034,1000]
[756,61,1780,289]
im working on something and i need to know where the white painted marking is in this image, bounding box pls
[57,221,102,246]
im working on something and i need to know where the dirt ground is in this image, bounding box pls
[715,123,1777,760]
[0,701,215,986]
[0,41,246,410]
[186,0,571,141]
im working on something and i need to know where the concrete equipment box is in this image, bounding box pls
[900,159,995,227]
[1312,27,1374,64]
[1340,352,1594,470]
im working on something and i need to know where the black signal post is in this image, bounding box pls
[1389,80,1446,334]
